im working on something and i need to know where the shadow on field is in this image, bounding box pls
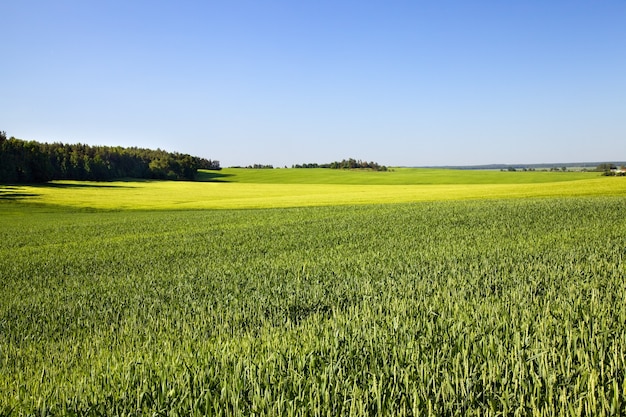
[0,187,39,201]
[42,182,134,189]
[196,171,234,182]
[0,181,136,201]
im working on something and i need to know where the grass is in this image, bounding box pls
[1,168,626,415]
[1,198,626,415]
[0,168,623,210]
[200,167,597,185]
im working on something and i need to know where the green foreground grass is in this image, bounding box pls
[1,169,626,415]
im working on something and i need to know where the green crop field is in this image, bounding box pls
[1,168,624,210]
[1,169,626,416]
[197,167,597,185]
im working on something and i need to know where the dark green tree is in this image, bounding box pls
[0,137,219,183]
[596,163,617,172]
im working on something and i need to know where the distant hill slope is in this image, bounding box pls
[422,162,626,170]
[197,167,599,185]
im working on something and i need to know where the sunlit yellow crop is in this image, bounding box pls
[2,169,624,210]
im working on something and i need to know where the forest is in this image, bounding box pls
[0,132,220,183]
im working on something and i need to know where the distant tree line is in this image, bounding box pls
[231,164,275,169]
[293,158,388,171]
[596,163,617,172]
[596,163,626,176]
[0,132,220,183]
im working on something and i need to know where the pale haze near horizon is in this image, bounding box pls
[2,1,625,168]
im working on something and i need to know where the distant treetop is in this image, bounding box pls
[293,158,387,171]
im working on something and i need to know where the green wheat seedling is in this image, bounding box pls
[1,197,625,415]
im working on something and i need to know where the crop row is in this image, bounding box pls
[1,198,625,415]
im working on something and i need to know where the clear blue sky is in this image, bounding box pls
[2,1,625,167]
